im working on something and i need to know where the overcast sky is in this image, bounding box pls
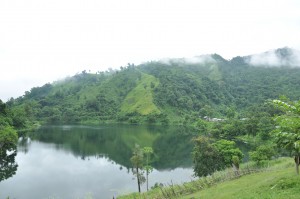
[1,0,300,101]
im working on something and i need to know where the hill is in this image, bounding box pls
[119,158,299,199]
[8,48,300,125]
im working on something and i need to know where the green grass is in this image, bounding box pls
[184,167,299,199]
[121,73,160,115]
[119,158,299,199]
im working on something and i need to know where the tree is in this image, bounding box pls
[192,136,224,177]
[195,119,208,134]
[249,145,276,165]
[0,100,7,115]
[0,125,18,182]
[272,99,300,174]
[225,107,236,119]
[143,147,153,191]
[130,144,145,193]
[10,107,27,129]
[213,139,244,175]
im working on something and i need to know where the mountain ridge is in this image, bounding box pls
[8,47,300,125]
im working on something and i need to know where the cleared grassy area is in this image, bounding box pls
[121,73,160,115]
[119,158,299,199]
[183,166,299,199]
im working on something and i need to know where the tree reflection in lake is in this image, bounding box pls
[29,124,194,169]
[17,137,31,154]
[0,142,18,182]
[0,125,198,199]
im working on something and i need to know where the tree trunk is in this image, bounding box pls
[295,156,299,175]
[232,163,240,176]
[137,167,141,193]
[146,170,149,191]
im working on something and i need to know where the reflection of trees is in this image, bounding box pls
[30,125,194,169]
[152,127,194,169]
[17,137,31,154]
[0,147,18,181]
[0,144,18,182]
[0,125,18,182]
[31,126,134,168]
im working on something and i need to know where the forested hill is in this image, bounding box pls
[7,47,300,125]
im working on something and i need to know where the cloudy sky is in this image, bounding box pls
[1,0,300,101]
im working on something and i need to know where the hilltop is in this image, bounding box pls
[8,47,300,125]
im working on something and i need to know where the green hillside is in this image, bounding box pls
[185,167,299,199]
[8,48,300,125]
[119,158,299,199]
[121,73,160,115]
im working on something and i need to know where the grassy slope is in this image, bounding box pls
[121,73,160,115]
[184,167,299,199]
[119,158,300,199]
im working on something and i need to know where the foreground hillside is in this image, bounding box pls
[184,168,298,199]
[8,47,300,125]
[119,158,299,199]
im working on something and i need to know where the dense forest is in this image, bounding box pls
[6,47,300,127]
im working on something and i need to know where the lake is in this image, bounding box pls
[0,125,195,199]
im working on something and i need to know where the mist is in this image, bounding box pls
[158,55,216,65]
[246,48,300,67]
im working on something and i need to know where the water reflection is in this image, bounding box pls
[0,143,18,182]
[0,125,195,199]
[18,137,31,154]
[28,125,194,169]
[0,125,251,199]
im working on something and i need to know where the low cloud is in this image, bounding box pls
[158,55,216,65]
[246,48,300,67]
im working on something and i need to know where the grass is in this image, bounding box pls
[119,157,299,199]
[121,73,160,115]
[184,167,299,199]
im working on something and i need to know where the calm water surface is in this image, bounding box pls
[0,125,195,199]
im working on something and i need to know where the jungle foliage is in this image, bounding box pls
[0,100,19,182]
[8,48,300,126]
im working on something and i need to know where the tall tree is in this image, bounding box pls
[130,144,145,193]
[213,139,243,175]
[272,99,300,174]
[192,136,224,177]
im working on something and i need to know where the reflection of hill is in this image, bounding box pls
[153,127,194,170]
[28,125,193,169]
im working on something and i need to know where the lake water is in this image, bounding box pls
[0,125,195,199]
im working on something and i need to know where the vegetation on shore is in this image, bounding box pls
[0,100,21,182]
[119,158,297,199]
[119,98,300,198]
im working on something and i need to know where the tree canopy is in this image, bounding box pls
[192,137,244,177]
[0,126,18,182]
[272,99,300,174]
[192,137,224,177]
